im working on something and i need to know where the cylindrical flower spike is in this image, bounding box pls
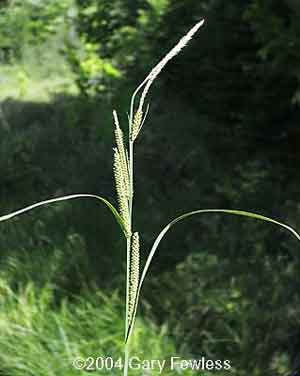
[128,232,140,322]
[115,133,130,198]
[113,148,130,237]
[131,109,143,142]
[137,19,205,119]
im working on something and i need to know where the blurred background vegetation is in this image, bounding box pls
[0,0,300,375]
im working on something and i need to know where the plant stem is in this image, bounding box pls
[124,226,131,376]
[125,238,130,333]
[123,341,130,376]
[124,137,134,376]
[129,141,134,219]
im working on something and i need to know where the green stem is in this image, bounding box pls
[129,141,134,218]
[123,342,130,376]
[123,221,131,376]
[125,237,130,336]
[124,138,134,375]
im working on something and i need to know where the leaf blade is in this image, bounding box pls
[0,193,127,236]
[126,208,300,342]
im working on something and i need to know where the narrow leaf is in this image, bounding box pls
[0,193,127,236]
[126,208,300,342]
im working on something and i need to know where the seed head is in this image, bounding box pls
[131,109,143,141]
[138,20,205,114]
[128,232,140,321]
[113,148,130,236]
[113,112,130,197]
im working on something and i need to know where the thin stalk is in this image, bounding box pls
[123,342,130,376]
[129,141,134,218]
[125,237,130,335]
[123,209,131,376]
[123,122,135,375]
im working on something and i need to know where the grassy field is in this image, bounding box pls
[0,280,178,375]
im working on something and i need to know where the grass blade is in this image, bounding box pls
[0,193,127,236]
[126,208,300,342]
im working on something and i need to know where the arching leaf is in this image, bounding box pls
[126,209,300,342]
[0,193,127,236]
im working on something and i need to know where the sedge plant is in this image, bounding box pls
[1,20,300,376]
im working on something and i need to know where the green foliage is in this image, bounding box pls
[155,0,300,139]
[149,249,299,375]
[0,282,186,375]
[67,0,169,95]
[0,227,90,293]
[66,41,123,96]
[0,0,72,62]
